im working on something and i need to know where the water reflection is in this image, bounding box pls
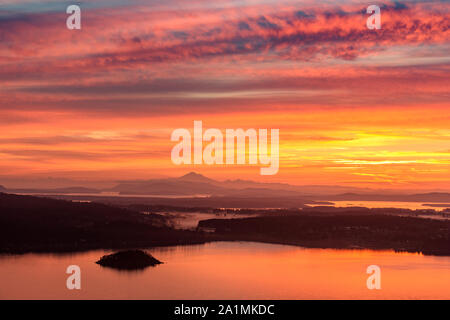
[0,242,449,300]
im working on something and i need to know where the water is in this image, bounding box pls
[165,212,260,230]
[309,201,450,220]
[0,242,449,300]
[327,201,450,211]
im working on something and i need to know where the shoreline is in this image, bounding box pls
[2,235,449,257]
[1,193,448,257]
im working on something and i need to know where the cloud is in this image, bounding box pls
[0,148,166,162]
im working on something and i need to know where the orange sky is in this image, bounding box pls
[0,0,449,190]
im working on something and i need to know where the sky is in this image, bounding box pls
[0,0,449,190]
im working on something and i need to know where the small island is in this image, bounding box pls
[96,250,163,270]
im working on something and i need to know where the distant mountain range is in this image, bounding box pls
[110,172,227,196]
[2,172,450,203]
[110,172,379,197]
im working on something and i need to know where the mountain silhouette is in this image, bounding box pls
[110,173,227,195]
[178,172,216,183]
[109,172,386,197]
[2,172,450,201]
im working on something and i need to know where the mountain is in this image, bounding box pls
[110,172,380,197]
[111,172,309,197]
[178,172,216,183]
[111,173,228,195]
[4,172,450,202]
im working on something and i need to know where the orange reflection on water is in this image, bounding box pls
[0,242,449,300]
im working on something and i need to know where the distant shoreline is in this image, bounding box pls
[1,193,449,257]
[198,214,450,257]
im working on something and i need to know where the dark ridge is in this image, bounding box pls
[0,193,212,254]
[3,186,100,194]
[41,194,310,209]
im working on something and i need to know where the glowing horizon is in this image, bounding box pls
[0,0,449,190]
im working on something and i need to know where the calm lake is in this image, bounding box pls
[0,242,449,300]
